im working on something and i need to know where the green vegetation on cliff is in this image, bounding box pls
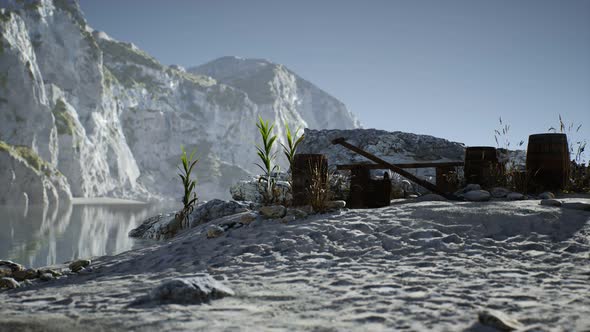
[0,139,52,175]
[52,99,77,136]
[100,39,163,71]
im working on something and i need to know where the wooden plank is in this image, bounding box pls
[337,161,463,170]
[331,137,458,199]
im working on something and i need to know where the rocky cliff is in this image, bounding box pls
[0,0,360,205]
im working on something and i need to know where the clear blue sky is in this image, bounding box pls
[80,0,590,151]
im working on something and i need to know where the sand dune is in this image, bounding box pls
[1,199,589,331]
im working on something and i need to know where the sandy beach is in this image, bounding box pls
[1,198,589,331]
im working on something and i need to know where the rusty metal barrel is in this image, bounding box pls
[464,146,500,187]
[292,154,328,206]
[526,133,570,192]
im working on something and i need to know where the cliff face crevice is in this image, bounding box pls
[0,0,360,204]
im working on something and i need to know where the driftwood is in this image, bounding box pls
[331,137,458,199]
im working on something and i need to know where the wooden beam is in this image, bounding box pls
[331,137,458,199]
[337,161,463,170]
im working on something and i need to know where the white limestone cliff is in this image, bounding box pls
[0,0,360,204]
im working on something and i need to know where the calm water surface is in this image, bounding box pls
[0,201,179,268]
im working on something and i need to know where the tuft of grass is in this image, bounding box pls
[255,116,279,204]
[307,159,331,213]
[175,145,199,228]
[492,117,528,191]
[548,114,587,164]
[548,115,588,193]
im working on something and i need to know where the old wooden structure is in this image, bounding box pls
[332,138,463,206]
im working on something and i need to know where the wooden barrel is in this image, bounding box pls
[366,175,391,208]
[464,146,499,187]
[348,165,370,208]
[292,154,328,206]
[526,133,570,192]
[436,166,459,194]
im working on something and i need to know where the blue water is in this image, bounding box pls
[0,201,178,268]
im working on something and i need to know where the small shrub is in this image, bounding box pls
[175,145,199,228]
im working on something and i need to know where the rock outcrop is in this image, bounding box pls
[0,0,360,204]
[129,199,253,240]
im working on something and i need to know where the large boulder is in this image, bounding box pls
[133,275,234,305]
[230,175,291,204]
[129,199,253,240]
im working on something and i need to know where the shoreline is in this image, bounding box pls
[71,197,148,206]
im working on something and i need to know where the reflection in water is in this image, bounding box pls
[0,202,178,268]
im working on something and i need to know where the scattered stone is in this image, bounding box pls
[0,260,25,274]
[415,194,448,202]
[540,199,561,207]
[20,279,33,287]
[561,202,590,211]
[239,212,258,225]
[11,268,39,281]
[39,273,55,281]
[441,234,463,244]
[0,277,20,289]
[538,192,555,199]
[207,225,225,239]
[136,275,234,305]
[286,208,308,219]
[259,205,287,218]
[325,200,346,210]
[464,190,491,202]
[297,205,315,214]
[0,266,12,278]
[463,184,482,193]
[69,259,91,273]
[478,310,523,331]
[506,192,525,201]
[491,187,510,198]
[281,215,297,223]
[38,269,62,277]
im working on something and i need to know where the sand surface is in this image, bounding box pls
[1,199,589,331]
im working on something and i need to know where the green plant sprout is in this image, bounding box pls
[280,123,304,169]
[175,145,199,227]
[255,116,279,204]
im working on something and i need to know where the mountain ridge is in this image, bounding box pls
[0,0,360,207]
